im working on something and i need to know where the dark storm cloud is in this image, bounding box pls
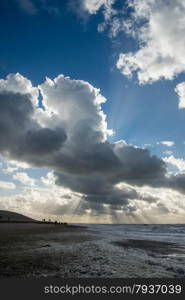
[54,141,166,208]
[54,172,112,195]
[24,128,66,155]
[53,141,121,175]
[53,141,166,183]
[167,174,185,194]
[0,91,66,164]
[82,187,137,206]
[111,143,166,184]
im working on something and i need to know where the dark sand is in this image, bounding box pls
[0,222,85,236]
[0,223,93,278]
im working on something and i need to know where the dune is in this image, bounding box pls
[0,210,36,222]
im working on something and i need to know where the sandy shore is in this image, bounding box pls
[0,223,185,278]
[0,222,93,278]
[0,222,86,236]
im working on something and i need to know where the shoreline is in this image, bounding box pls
[0,223,185,278]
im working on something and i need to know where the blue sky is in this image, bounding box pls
[0,0,185,223]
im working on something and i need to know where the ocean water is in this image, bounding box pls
[64,224,185,277]
[85,224,185,245]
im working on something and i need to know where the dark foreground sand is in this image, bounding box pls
[0,223,94,278]
[1,223,185,278]
[0,222,85,235]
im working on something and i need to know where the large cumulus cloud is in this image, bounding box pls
[0,73,184,214]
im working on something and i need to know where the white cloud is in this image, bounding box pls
[175,81,185,109]
[41,171,55,186]
[1,158,32,175]
[0,156,32,175]
[163,155,185,173]
[116,0,185,84]
[0,73,39,105]
[13,172,36,186]
[2,167,18,174]
[76,0,185,99]
[0,180,16,190]
[8,160,32,169]
[159,141,175,147]
[39,74,112,141]
[81,0,110,14]
[163,150,173,156]
[0,186,84,222]
[74,0,115,15]
[71,0,116,29]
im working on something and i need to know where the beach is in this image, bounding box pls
[0,223,185,278]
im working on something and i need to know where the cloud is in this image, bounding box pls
[0,78,67,167]
[41,171,55,186]
[116,0,185,84]
[0,156,32,174]
[168,173,185,194]
[0,184,182,223]
[2,166,18,174]
[0,72,185,216]
[0,73,38,105]
[80,0,111,14]
[53,136,166,208]
[0,180,16,190]
[71,0,185,101]
[163,150,173,156]
[163,155,185,173]
[13,172,36,186]
[159,141,175,147]
[175,81,185,109]
[70,0,116,23]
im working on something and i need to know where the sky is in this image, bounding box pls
[0,0,185,223]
